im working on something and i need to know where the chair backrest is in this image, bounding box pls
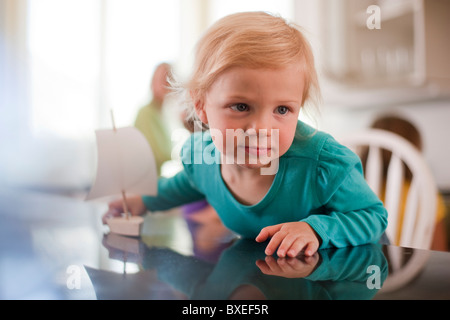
[340,129,437,250]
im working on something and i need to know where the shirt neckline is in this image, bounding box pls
[216,158,285,212]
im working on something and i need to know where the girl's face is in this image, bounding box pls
[195,65,305,171]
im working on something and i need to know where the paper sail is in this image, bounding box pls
[86,127,158,201]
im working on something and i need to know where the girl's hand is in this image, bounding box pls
[255,221,320,257]
[256,253,320,278]
[102,195,147,224]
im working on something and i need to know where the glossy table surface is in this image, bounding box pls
[1,187,450,300]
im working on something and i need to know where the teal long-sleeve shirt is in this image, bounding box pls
[142,121,388,249]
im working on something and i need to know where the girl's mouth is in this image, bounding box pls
[242,146,271,156]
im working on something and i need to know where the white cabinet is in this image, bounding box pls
[320,0,450,91]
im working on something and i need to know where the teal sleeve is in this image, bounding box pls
[303,162,388,249]
[305,244,388,300]
[142,169,205,211]
[306,244,387,282]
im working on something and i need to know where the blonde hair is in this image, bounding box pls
[177,11,321,127]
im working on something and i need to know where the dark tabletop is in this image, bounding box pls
[1,187,449,300]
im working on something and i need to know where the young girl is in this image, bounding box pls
[104,12,387,258]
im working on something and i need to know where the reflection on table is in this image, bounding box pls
[92,233,387,300]
[1,188,449,300]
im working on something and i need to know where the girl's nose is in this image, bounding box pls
[246,114,272,135]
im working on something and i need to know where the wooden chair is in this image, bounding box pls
[340,129,438,250]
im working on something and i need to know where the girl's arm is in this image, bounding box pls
[256,164,387,257]
[103,169,205,223]
[303,163,388,249]
[142,169,206,211]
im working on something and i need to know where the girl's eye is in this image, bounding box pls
[231,103,249,112]
[276,106,289,115]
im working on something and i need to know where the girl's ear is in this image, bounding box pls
[191,91,208,124]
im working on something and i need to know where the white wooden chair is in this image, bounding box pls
[340,129,438,250]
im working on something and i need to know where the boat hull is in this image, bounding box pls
[107,216,144,237]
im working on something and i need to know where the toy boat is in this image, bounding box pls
[86,111,158,236]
